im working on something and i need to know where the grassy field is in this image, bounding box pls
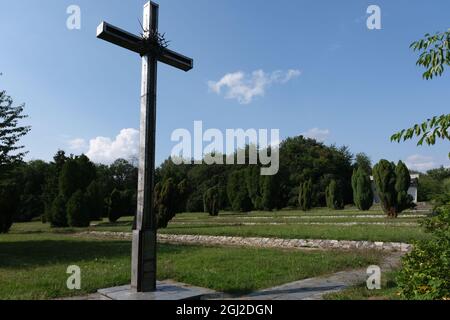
[9,207,431,243]
[0,232,384,299]
[1,207,430,299]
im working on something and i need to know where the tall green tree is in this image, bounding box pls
[245,166,263,210]
[203,186,220,216]
[396,161,414,212]
[67,190,90,228]
[351,167,374,211]
[59,155,96,199]
[298,179,313,211]
[109,158,138,191]
[0,90,31,170]
[14,160,51,222]
[50,194,68,228]
[326,179,344,210]
[373,160,413,218]
[155,178,180,229]
[354,153,372,175]
[42,150,68,223]
[85,181,105,221]
[0,89,30,232]
[227,170,252,212]
[108,189,128,223]
[373,160,398,217]
[261,175,279,211]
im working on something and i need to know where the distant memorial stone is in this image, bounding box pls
[97,1,193,294]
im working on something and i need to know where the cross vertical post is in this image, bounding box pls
[131,1,159,293]
[96,0,193,295]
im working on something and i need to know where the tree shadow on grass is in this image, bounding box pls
[0,240,132,269]
[0,239,196,270]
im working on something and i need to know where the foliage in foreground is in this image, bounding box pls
[391,30,450,157]
[397,205,450,300]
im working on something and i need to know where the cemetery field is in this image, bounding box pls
[1,207,432,299]
[10,207,431,244]
[0,232,384,300]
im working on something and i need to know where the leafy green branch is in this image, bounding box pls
[391,114,450,145]
[391,30,450,157]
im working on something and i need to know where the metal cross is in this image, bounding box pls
[97,1,193,293]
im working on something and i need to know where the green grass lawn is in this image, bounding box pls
[9,207,430,243]
[0,232,384,300]
[160,224,430,243]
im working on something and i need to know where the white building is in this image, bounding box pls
[371,174,419,204]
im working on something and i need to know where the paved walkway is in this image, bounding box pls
[230,251,404,300]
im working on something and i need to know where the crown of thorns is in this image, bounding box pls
[138,20,171,56]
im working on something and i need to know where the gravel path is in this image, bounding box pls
[78,231,413,252]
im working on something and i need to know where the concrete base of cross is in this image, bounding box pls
[98,280,215,301]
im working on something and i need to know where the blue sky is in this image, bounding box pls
[1,0,449,171]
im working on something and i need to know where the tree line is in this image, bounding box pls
[1,132,433,233]
[0,82,444,234]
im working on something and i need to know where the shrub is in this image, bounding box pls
[326,180,344,210]
[203,186,220,216]
[67,190,90,228]
[397,205,450,300]
[50,194,68,228]
[298,179,313,211]
[352,168,373,211]
[155,178,179,229]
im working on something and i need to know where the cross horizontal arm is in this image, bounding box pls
[159,48,193,72]
[97,21,142,54]
[97,21,193,72]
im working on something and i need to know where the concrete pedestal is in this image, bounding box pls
[98,281,215,301]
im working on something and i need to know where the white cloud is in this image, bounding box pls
[302,128,330,142]
[405,154,437,172]
[68,138,87,151]
[84,128,139,164]
[208,69,301,104]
